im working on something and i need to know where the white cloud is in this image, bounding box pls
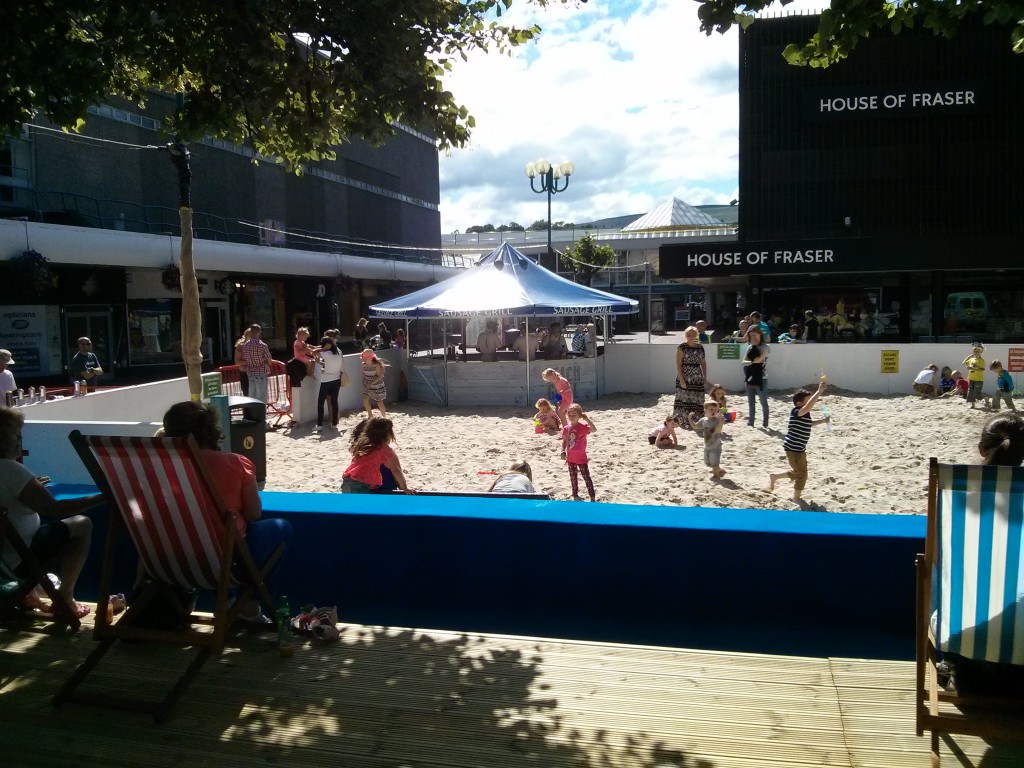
[438,0,741,232]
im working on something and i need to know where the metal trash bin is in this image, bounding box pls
[226,395,266,484]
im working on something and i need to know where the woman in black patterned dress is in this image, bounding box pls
[674,326,707,424]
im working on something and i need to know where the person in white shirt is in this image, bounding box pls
[913,364,939,398]
[0,349,15,395]
[486,460,538,494]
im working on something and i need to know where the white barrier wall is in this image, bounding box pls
[22,420,163,485]
[601,343,1023,397]
[18,350,403,482]
[407,357,601,406]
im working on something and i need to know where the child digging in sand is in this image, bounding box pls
[987,360,1018,412]
[768,379,831,503]
[648,415,681,448]
[688,398,726,478]
[560,403,597,501]
[533,398,562,434]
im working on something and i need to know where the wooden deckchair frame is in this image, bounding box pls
[916,457,1024,766]
[52,431,285,723]
[0,507,82,631]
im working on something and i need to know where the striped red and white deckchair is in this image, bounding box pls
[916,458,1024,765]
[52,432,284,723]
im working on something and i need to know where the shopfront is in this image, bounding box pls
[659,17,1023,344]
[660,236,1024,342]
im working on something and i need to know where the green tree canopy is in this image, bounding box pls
[527,219,576,230]
[2,1,579,167]
[695,0,1024,67]
[561,232,615,285]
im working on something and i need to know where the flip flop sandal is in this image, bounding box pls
[23,589,51,613]
[310,606,340,642]
[109,593,127,616]
[290,604,319,634]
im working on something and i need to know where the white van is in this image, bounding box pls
[945,292,988,323]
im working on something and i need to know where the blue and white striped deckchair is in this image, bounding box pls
[916,458,1024,765]
[933,463,1024,664]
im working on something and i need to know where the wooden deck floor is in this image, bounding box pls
[2,613,1022,768]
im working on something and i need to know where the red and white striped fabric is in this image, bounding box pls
[87,436,229,591]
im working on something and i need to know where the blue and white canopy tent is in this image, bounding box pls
[370,242,638,318]
[369,242,638,404]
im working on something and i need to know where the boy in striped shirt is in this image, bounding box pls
[768,379,830,503]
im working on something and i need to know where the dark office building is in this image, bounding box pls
[661,16,1024,341]
[1,91,445,382]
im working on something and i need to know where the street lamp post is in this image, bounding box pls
[525,159,574,273]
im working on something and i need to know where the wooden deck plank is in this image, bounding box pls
[4,614,1024,768]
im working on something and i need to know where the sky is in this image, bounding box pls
[437,0,824,234]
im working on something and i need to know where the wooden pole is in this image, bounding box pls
[166,143,203,400]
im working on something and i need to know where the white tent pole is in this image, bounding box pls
[525,317,531,404]
[647,262,652,345]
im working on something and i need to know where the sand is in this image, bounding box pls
[263,388,1000,514]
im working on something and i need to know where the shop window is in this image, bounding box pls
[127,299,180,365]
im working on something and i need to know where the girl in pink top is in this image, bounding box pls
[542,368,573,425]
[560,403,597,501]
[342,417,412,493]
[293,327,320,377]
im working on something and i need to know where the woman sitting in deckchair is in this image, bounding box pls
[162,401,292,622]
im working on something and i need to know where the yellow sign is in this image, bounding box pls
[880,350,900,374]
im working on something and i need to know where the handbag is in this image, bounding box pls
[340,369,351,387]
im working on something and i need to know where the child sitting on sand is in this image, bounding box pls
[542,368,573,424]
[560,403,596,501]
[767,379,830,503]
[688,398,726,479]
[648,415,681,448]
[938,366,955,396]
[941,370,969,398]
[533,398,562,434]
[341,416,412,494]
[708,383,739,423]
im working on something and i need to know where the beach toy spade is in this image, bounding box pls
[820,371,832,433]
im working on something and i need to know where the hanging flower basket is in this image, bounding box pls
[335,275,357,293]
[12,249,56,299]
[161,263,181,292]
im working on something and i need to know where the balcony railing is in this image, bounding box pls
[0,183,448,265]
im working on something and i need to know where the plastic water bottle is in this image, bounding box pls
[39,386,46,402]
[73,381,81,397]
[276,595,294,658]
